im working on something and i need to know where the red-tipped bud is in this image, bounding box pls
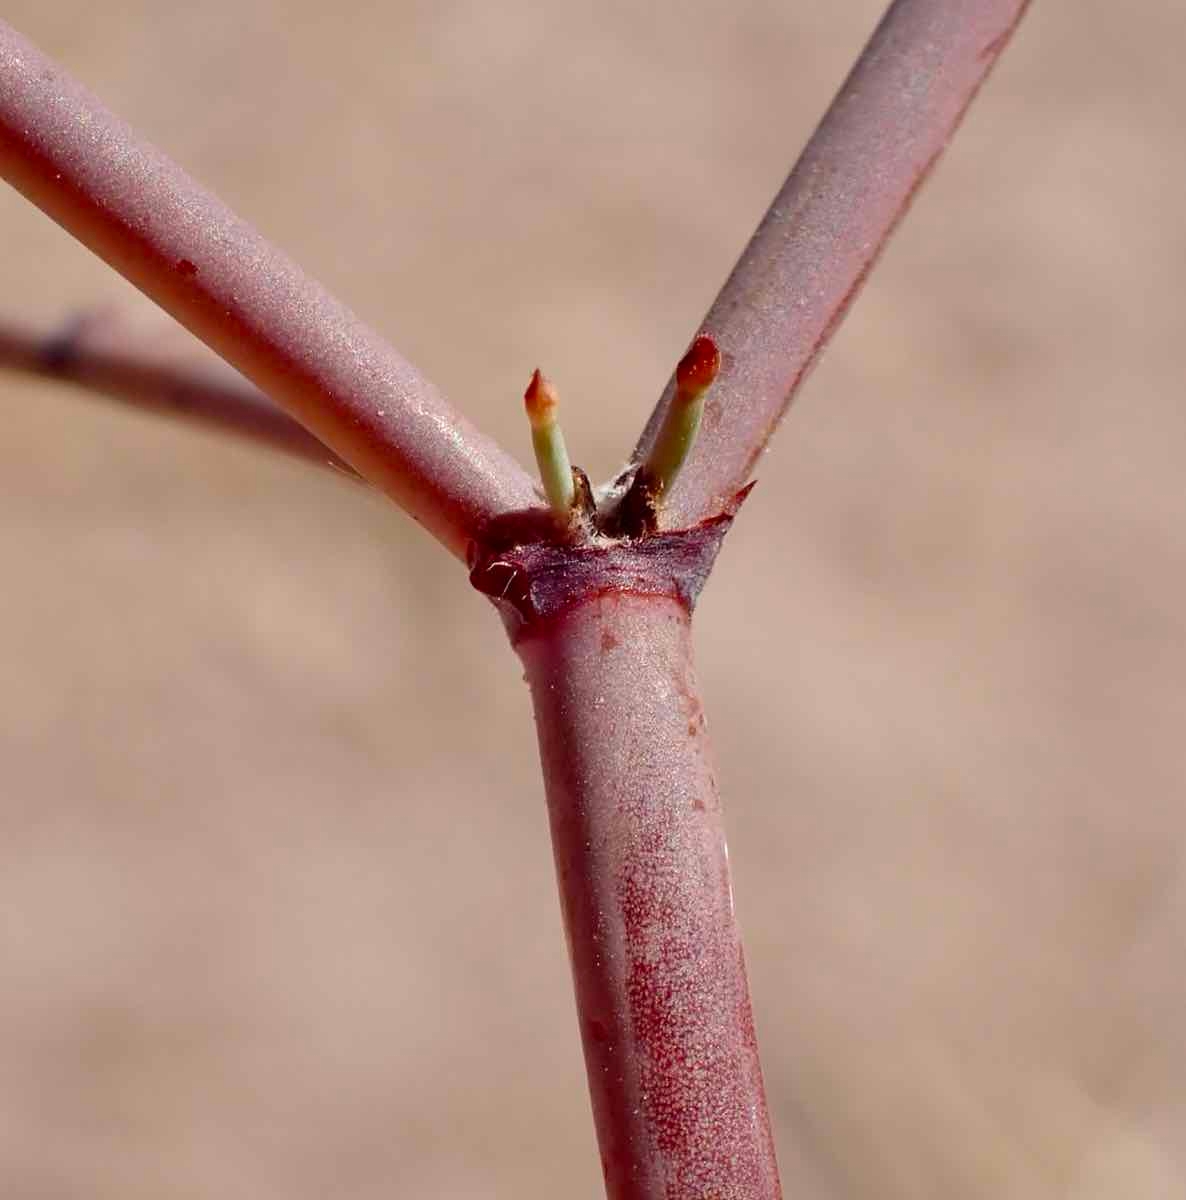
[675,334,721,398]
[524,368,560,430]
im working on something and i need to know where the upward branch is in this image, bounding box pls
[634,0,1031,527]
[0,20,538,559]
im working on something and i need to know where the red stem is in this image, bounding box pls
[0,20,538,558]
[518,593,780,1199]
[3,7,1035,1191]
[636,0,1031,526]
[0,315,358,477]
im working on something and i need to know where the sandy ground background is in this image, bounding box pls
[2,2,1184,1196]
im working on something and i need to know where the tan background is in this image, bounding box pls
[2,2,1184,1196]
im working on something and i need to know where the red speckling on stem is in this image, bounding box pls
[0,3,1032,1194]
[518,591,781,1199]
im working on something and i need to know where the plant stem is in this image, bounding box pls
[635,0,1031,527]
[2,5,1036,1190]
[517,592,780,1199]
[0,314,358,476]
[0,20,538,558]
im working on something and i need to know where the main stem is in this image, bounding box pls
[517,593,780,1199]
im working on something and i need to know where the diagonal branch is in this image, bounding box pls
[0,312,359,477]
[0,20,539,559]
[634,0,1031,528]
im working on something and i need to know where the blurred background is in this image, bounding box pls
[2,2,1184,1196]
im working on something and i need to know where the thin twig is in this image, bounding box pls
[634,0,1031,527]
[0,313,359,476]
[0,20,539,559]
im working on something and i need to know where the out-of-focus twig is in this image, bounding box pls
[0,20,540,559]
[635,0,1031,527]
[0,312,359,477]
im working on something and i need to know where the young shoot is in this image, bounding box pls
[642,334,721,498]
[524,368,576,519]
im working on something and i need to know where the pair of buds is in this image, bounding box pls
[523,335,721,524]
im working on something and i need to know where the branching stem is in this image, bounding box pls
[0,20,538,557]
[634,0,1032,527]
[1,5,1033,1197]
